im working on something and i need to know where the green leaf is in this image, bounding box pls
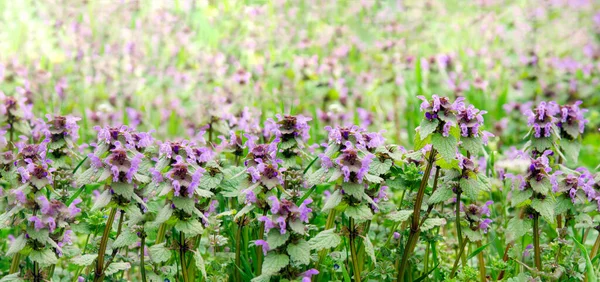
[386,210,413,222]
[234,205,255,221]
[574,214,595,229]
[154,205,173,225]
[460,177,483,199]
[266,229,290,249]
[6,234,26,256]
[287,240,311,266]
[194,251,207,279]
[414,131,431,151]
[428,186,453,204]
[467,242,492,260]
[0,273,24,282]
[461,137,482,155]
[308,228,341,250]
[555,196,573,215]
[27,227,49,243]
[363,235,376,264]
[530,178,551,195]
[72,254,98,266]
[30,249,58,266]
[322,190,342,212]
[92,190,112,211]
[562,123,581,139]
[431,134,457,162]
[421,218,446,231]
[105,262,131,275]
[506,217,529,242]
[112,230,138,248]
[531,137,553,151]
[149,243,171,263]
[112,182,134,199]
[175,219,204,236]
[75,167,97,186]
[572,236,598,282]
[560,139,580,164]
[172,197,196,214]
[342,182,365,198]
[419,119,439,140]
[200,173,223,190]
[306,167,332,187]
[511,189,533,207]
[345,205,373,221]
[463,228,483,242]
[261,253,290,275]
[531,198,555,222]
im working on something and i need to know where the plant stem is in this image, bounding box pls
[591,231,600,260]
[9,253,21,274]
[179,232,189,282]
[349,218,361,282]
[33,261,40,282]
[235,216,245,282]
[397,149,436,281]
[315,209,337,281]
[533,213,542,271]
[156,223,167,244]
[94,207,117,282]
[477,241,486,282]
[450,239,468,278]
[140,230,147,282]
[455,190,466,268]
[256,209,267,276]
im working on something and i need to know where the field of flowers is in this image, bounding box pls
[1,0,600,281]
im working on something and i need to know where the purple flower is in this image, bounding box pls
[258,216,276,232]
[558,101,588,139]
[268,196,281,214]
[523,244,533,257]
[479,219,492,233]
[301,269,319,282]
[268,114,312,147]
[526,101,559,139]
[28,216,45,230]
[246,159,285,189]
[298,199,313,222]
[254,240,269,255]
[68,199,83,218]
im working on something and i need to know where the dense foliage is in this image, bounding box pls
[1,1,600,282]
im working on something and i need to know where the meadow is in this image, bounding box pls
[0,0,600,281]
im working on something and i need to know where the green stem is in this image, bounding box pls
[156,223,167,244]
[477,241,486,282]
[315,209,337,281]
[33,261,40,282]
[455,190,466,268]
[235,216,245,282]
[533,213,542,271]
[349,218,361,282]
[450,239,468,278]
[140,230,147,282]
[9,253,21,274]
[256,209,267,276]
[397,149,436,281]
[94,207,117,282]
[179,232,189,282]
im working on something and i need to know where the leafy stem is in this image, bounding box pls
[397,148,437,281]
[140,230,147,282]
[179,231,189,282]
[93,207,117,282]
[450,238,469,278]
[348,218,361,282]
[533,212,542,271]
